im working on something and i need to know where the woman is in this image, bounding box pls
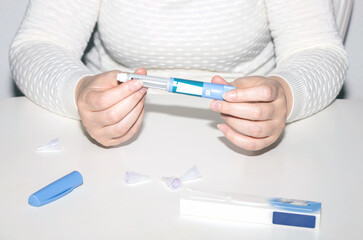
[9,0,347,150]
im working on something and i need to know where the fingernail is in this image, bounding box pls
[130,80,143,91]
[139,87,148,94]
[211,101,221,112]
[217,124,227,134]
[223,90,236,101]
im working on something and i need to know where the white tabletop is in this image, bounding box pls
[0,95,362,239]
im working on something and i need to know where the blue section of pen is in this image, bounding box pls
[168,77,236,100]
[201,82,236,100]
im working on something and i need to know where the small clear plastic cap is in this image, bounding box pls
[36,138,61,152]
[180,165,202,182]
[117,73,129,82]
[125,171,151,184]
[161,177,183,190]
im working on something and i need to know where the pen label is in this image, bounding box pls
[172,78,203,97]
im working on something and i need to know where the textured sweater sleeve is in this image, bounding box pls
[9,0,100,119]
[265,0,348,122]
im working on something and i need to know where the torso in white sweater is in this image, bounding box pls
[87,0,274,77]
[10,0,348,122]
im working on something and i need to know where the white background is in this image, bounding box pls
[0,0,362,99]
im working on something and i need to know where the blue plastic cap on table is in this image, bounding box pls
[28,171,83,207]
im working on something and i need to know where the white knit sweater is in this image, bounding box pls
[9,0,347,122]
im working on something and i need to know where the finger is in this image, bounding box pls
[94,88,147,126]
[99,94,146,139]
[217,123,276,151]
[220,114,275,138]
[95,109,145,147]
[86,71,146,111]
[223,83,278,103]
[109,109,145,146]
[210,101,275,120]
[211,75,229,85]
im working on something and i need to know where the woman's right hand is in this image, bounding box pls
[75,68,148,147]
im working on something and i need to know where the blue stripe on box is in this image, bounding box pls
[272,212,316,228]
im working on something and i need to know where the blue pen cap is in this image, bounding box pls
[28,171,83,207]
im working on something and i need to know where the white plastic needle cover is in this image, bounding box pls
[36,138,61,152]
[125,171,151,184]
[161,177,183,190]
[162,165,202,190]
[180,165,202,182]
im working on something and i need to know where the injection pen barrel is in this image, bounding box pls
[116,73,236,100]
[129,73,169,90]
[168,78,236,100]
[117,73,169,90]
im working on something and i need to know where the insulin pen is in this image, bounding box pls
[117,73,236,101]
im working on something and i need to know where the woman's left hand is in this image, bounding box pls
[210,75,292,151]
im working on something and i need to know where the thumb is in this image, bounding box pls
[231,76,264,88]
[134,68,147,75]
[211,75,230,85]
